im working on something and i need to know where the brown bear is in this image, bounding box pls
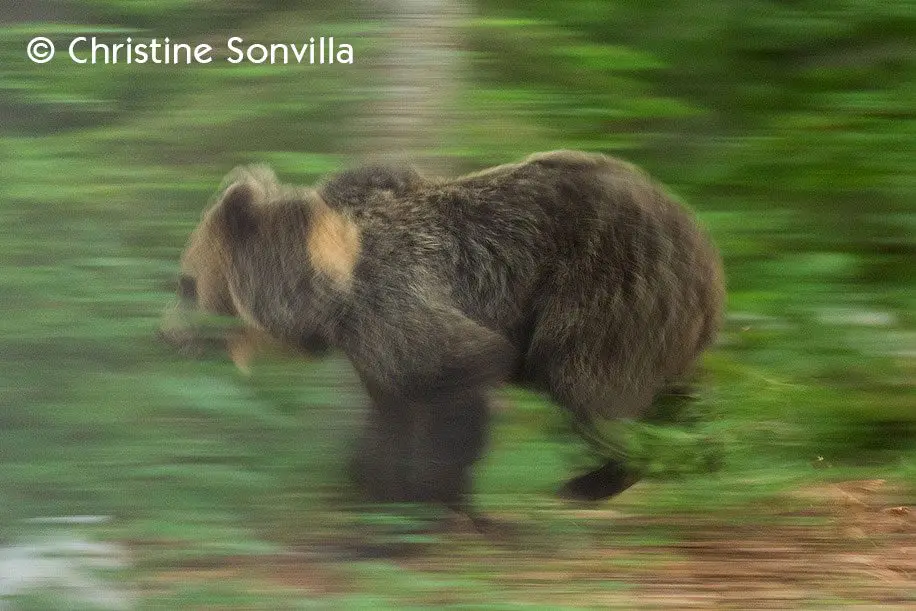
[159,151,725,519]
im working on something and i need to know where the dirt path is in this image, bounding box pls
[133,480,914,608]
[608,481,914,608]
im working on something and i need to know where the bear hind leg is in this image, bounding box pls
[533,351,648,502]
[557,458,642,501]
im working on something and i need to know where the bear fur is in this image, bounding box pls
[160,151,725,512]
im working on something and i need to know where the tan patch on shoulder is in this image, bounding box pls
[307,197,361,287]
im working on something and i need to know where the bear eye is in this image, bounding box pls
[178,275,197,301]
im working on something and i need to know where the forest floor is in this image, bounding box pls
[124,479,914,609]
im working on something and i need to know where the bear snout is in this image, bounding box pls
[156,324,226,358]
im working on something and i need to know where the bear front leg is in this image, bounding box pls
[345,302,513,514]
[349,381,414,502]
[348,384,490,527]
[409,386,489,508]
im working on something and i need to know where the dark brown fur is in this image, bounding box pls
[160,151,725,511]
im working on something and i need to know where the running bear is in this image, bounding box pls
[159,151,725,516]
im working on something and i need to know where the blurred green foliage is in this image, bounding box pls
[0,0,913,607]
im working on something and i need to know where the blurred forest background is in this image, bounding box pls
[1,0,913,608]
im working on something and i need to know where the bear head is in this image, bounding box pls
[158,165,359,370]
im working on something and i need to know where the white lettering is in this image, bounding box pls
[68,36,87,64]
[226,36,244,64]
[337,44,353,64]
[246,43,268,64]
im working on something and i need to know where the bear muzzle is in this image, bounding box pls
[157,300,231,358]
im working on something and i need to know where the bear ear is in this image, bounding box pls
[218,181,258,241]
